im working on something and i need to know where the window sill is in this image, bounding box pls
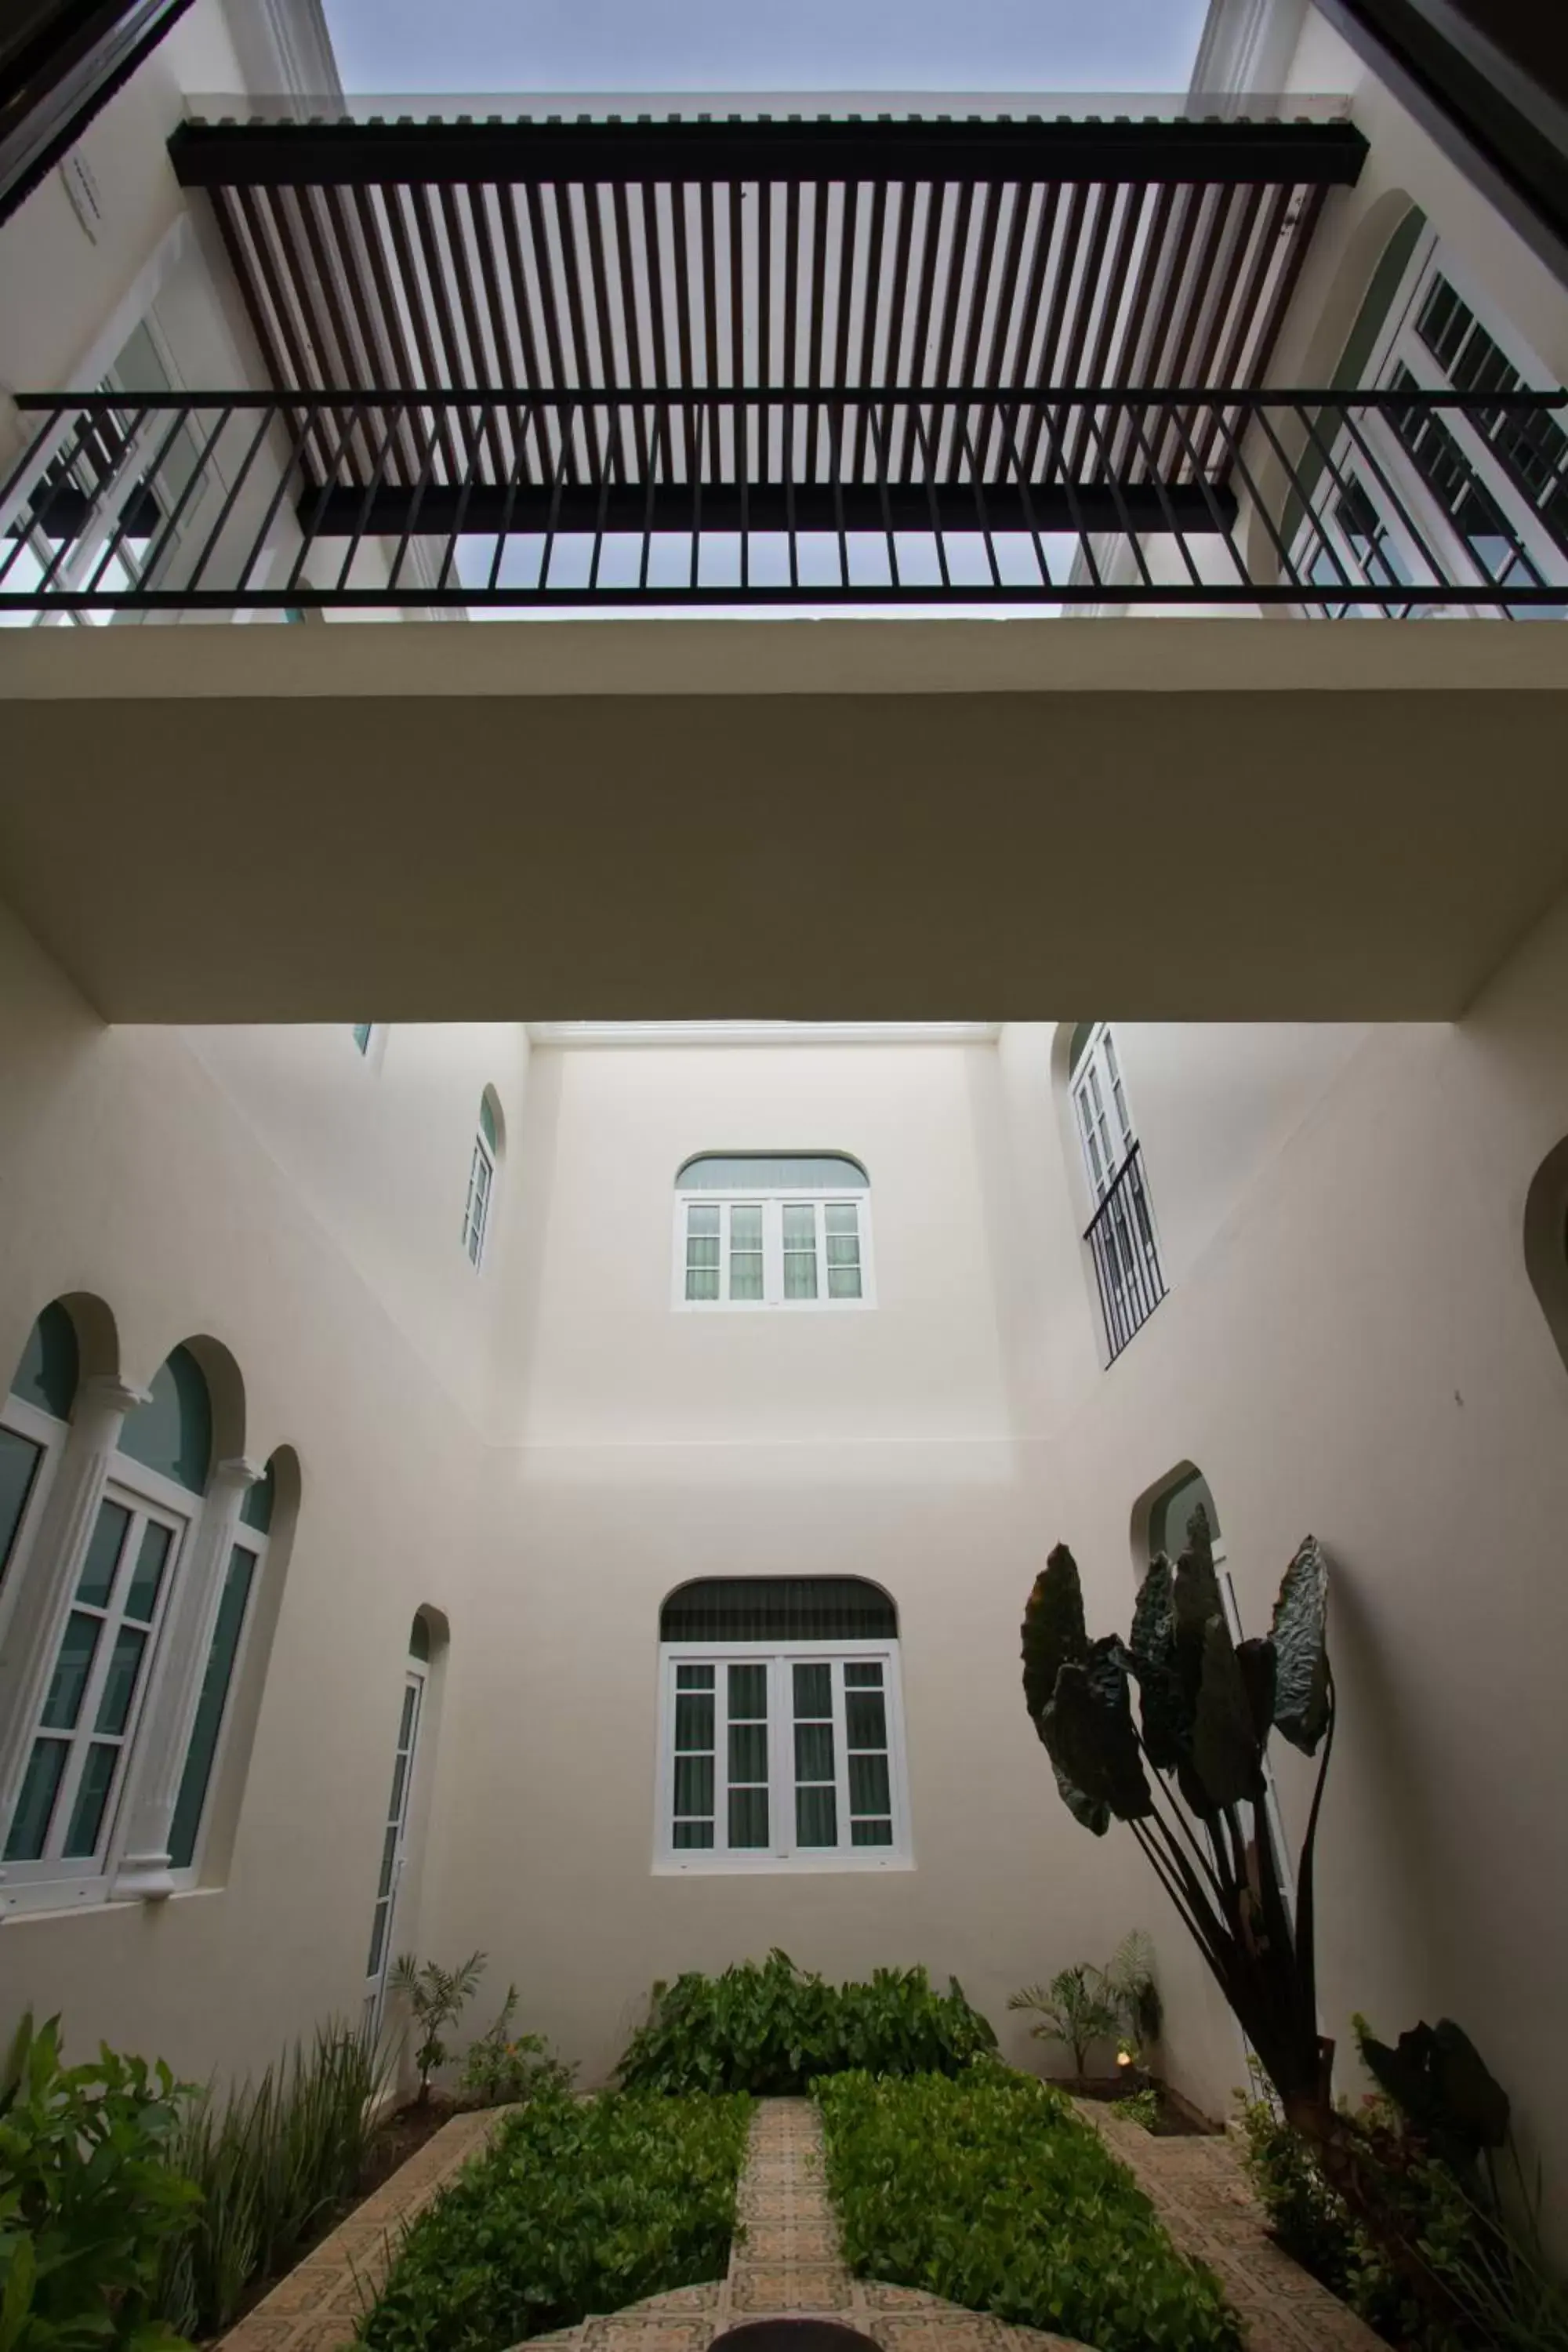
[0,1878,220,1922]
[653,1853,913,1875]
[674,1299,876,1313]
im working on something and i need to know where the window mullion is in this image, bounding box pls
[829,1661,851,1855]
[719,1202,731,1305]
[771,1655,789,1857]
[765,1202,782,1306]
[716,1659,732,1855]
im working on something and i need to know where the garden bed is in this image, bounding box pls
[358,2085,754,2352]
[815,2065,1243,2352]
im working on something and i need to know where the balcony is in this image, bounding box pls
[5,379,1566,615]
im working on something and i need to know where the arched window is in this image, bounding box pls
[1142,1467,1290,1916]
[1524,1137,1568,1377]
[1069,1025,1165,1362]
[0,1319,287,1913]
[363,1610,441,2040]
[674,1153,872,1308]
[655,1576,906,1871]
[1294,216,1566,619]
[462,1089,503,1269]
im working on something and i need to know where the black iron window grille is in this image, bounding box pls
[1084,1142,1166,1364]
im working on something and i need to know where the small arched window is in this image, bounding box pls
[462,1090,502,1270]
[674,1153,872,1308]
[655,1575,906,1871]
[0,1301,79,1606]
[1524,1138,1568,1377]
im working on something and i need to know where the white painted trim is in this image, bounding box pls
[655,1639,910,1872]
[217,0,343,109]
[672,1189,876,1311]
[1189,0,1310,106]
[529,1022,1000,1047]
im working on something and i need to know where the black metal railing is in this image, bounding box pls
[2,382,1565,613]
[1085,1144,1167,1365]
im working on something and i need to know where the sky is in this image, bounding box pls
[320,0,1214,100]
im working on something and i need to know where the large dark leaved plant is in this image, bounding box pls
[1018,1511,1458,2318]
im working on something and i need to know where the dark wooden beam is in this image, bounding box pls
[2,0,195,225]
[169,112,1369,193]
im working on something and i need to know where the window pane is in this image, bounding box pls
[676,1663,714,1690]
[728,1722,768,1781]
[728,1661,768,1719]
[851,1817,894,1847]
[124,1520,172,1623]
[731,1206,762,1245]
[397,1681,418,1749]
[93,1625,147,1737]
[42,1611,101,1730]
[686,1267,720,1301]
[844,1661,883,1687]
[794,1722,834,1780]
[673,1755,714,1816]
[674,1691,714,1749]
[728,1786,769,1847]
[796,1784,838,1846]
[366,1896,391,1977]
[824,1205,858,1233]
[4,1737,68,1860]
[673,1819,715,1849]
[827,1266,863,1299]
[0,1427,44,1586]
[793,1661,831,1717]
[63,1740,119,1859]
[687,1236,720,1268]
[846,1690,887,1750]
[848,1752,891,1817]
[825,1235,860,1264]
[388,1748,408,1824]
[782,1240,818,1300]
[688,1204,720,1236]
[75,1500,131,1608]
[376,1822,397,1900]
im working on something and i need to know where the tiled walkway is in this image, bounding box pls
[213,2106,509,2352]
[1071,2102,1384,2352]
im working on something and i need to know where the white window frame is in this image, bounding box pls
[165,1519,269,1892]
[655,1639,910,1873]
[1070,1022,1138,1207]
[363,1657,427,2042]
[673,1189,875,1310]
[462,1131,495,1269]
[1,1455,194,1916]
[1294,231,1566,618]
[0,1397,67,1652]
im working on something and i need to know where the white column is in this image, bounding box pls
[0,1374,147,1843]
[112,1455,261,1901]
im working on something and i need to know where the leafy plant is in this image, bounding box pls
[815,2063,1240,2351]
[1018,1515,1467,2293]
[358,2085,753,2351]
[1111,2087,1163,2132]
[1008,1964,1120,2074]
[0,2010,198,2352]
[615,1951,995,2095]
[154,2022,390,2340]
[1009,1930,1160,2077]
[389,1952,485,2104]
[1239,2043,1568,2350]
[457,1989,575,2111]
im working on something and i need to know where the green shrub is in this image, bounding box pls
[1236,2067,1568,2351]
[358,2086,753,2352]
[815,2063,1241,2352]
[1110,2087,1162,2132]
[616,1950,995,2095]
[0,2010,198,2352]
[457,1987,576,2110]
[155,2024,388,2340]
[388,1951,486,2103]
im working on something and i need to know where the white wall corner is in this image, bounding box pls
[220,0,343,108]
[1189,0,1310,106]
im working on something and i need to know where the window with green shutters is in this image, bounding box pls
[657,1577,906,1868]
[674,1155,873,1308]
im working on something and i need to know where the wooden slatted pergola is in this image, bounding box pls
[168,110,1367,544]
